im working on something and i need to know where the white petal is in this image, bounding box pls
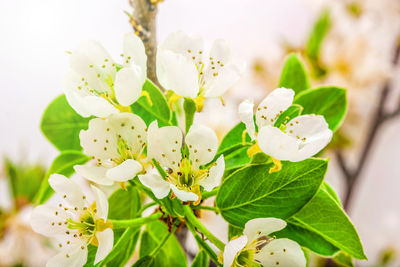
[106,159,142,182]
[147,121,182,170]
[198,155,225,191]
[94,228,114,264]
[203,64,240,97]
[91,185,109,221]
[255,238,306,267]
[170,185,198,202]
[243,218,287,242]
[74,165,114,186]
[223,235,248,267]
[46,243,88,267]
[238,99,256,140]
[30,205,69,236]
[209,39,232,65]
[257,126,299,161]
[156,49,199,98]
[83,96,120,118]
[49,174,86,209]
[123,32,147,73]
[186,124,218,167]
[255,88,294,128]
[160,31,204,59]
[114,66,144,106]
[285,115,333,161]
[107,112,147,157]
[138,173,171,199]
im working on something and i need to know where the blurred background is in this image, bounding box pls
[1,0,400,266]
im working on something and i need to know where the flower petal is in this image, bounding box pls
[94,228,114,264]
[147,121,183,170]
[198,155,225,191]
[285,115,333,161]
[106,159,142,182]
[83,96,120,118]
[159,31,204,59]
[74,165,114,186]
[91,185,109,221]
[209,39,232,65]
[170,185,198,202]
[49,174,86,210]
[156,49,199,98]
[186,124,218,167]
[257,126,298,161]
[114,66,144,106]
[254,238,306,267]
[243,218,287,242]
[138,173,171,199]
[30,205,69,236]
[238,99,256,140]
[107,113,147,157]
[79,118,119,163]
[203,64,240,98]
[255,88,294,128]
[223,235,248,267]
[123,32,147,73]
[46,243,88,267]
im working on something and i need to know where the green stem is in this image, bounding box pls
[111,212,162,229]
[191,205,219,213]
[201,188,218,200]
[137,201,158,215]
[183,205,225,250]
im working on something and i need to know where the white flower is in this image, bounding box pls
[75,112,147,186]
[239,88,333,162]
[30,174,113,267]
[64,33,147,118]
[138,121,224,202]
[223,218,306,267]
[156,31,240,99]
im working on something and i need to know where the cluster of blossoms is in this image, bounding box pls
[31,31,333,267]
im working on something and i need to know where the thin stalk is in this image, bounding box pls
[137,201,158,215]
[202,188,218,200]
[191,205,219,213]
[111,212,162,229]
[183,205,225,250]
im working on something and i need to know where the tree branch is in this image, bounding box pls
[129,0,162,87]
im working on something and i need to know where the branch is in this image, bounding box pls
[129,0,162,87]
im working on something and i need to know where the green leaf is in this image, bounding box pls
[287,188,366,260]
[278,54,311,94]
[216,159,327,227]
[183,98,196,133]
[306,10,331,62]
[191,250,209,267]
[321,182,342,207]
[274,104,303,128]
[41,94,91,151]
[333,252,354,267]
[132,255,154,267]
[130,80,172,127]
[228,224,243,240]
[217,123,251,155]
[294,86,347,131]
[139,221,187,267]
[223,146,251,172]
[34,151,89,204]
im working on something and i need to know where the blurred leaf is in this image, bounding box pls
[183,98,196,133]
[130,80,172,127]
[132,255,154,267]
[294,86,347,131]
[191,250,209,267]
[228,224,243,240]
[41,94,91,151]
[333,252,354,267]
[34,151,89,204]
[216,159,327,227]
[278,54,311,94]
[139,221,187,267]
[306,10,331,63]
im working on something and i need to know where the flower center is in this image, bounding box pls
[232,236,276,267]
[166,157,209,190]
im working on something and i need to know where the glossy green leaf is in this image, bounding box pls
[278,54,311,94]
[294,86,347,131]
[139,221,187,267]
[41,94,91,151]
[274,104,303,127]
[287,188,366,259]
[217,123,251,155]
[130,80,172,127]
[321,182,342,207]
[216,159,327,227]
[191,250,209,267]
[34,151,89,204]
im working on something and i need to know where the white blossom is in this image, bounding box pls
[223,218,306,267]
[138,122,224,202]
[156,31,240,99]
[75,112,147,186]
[239,88,332,162]
[64,33,147,118]
[30,174,113,267]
